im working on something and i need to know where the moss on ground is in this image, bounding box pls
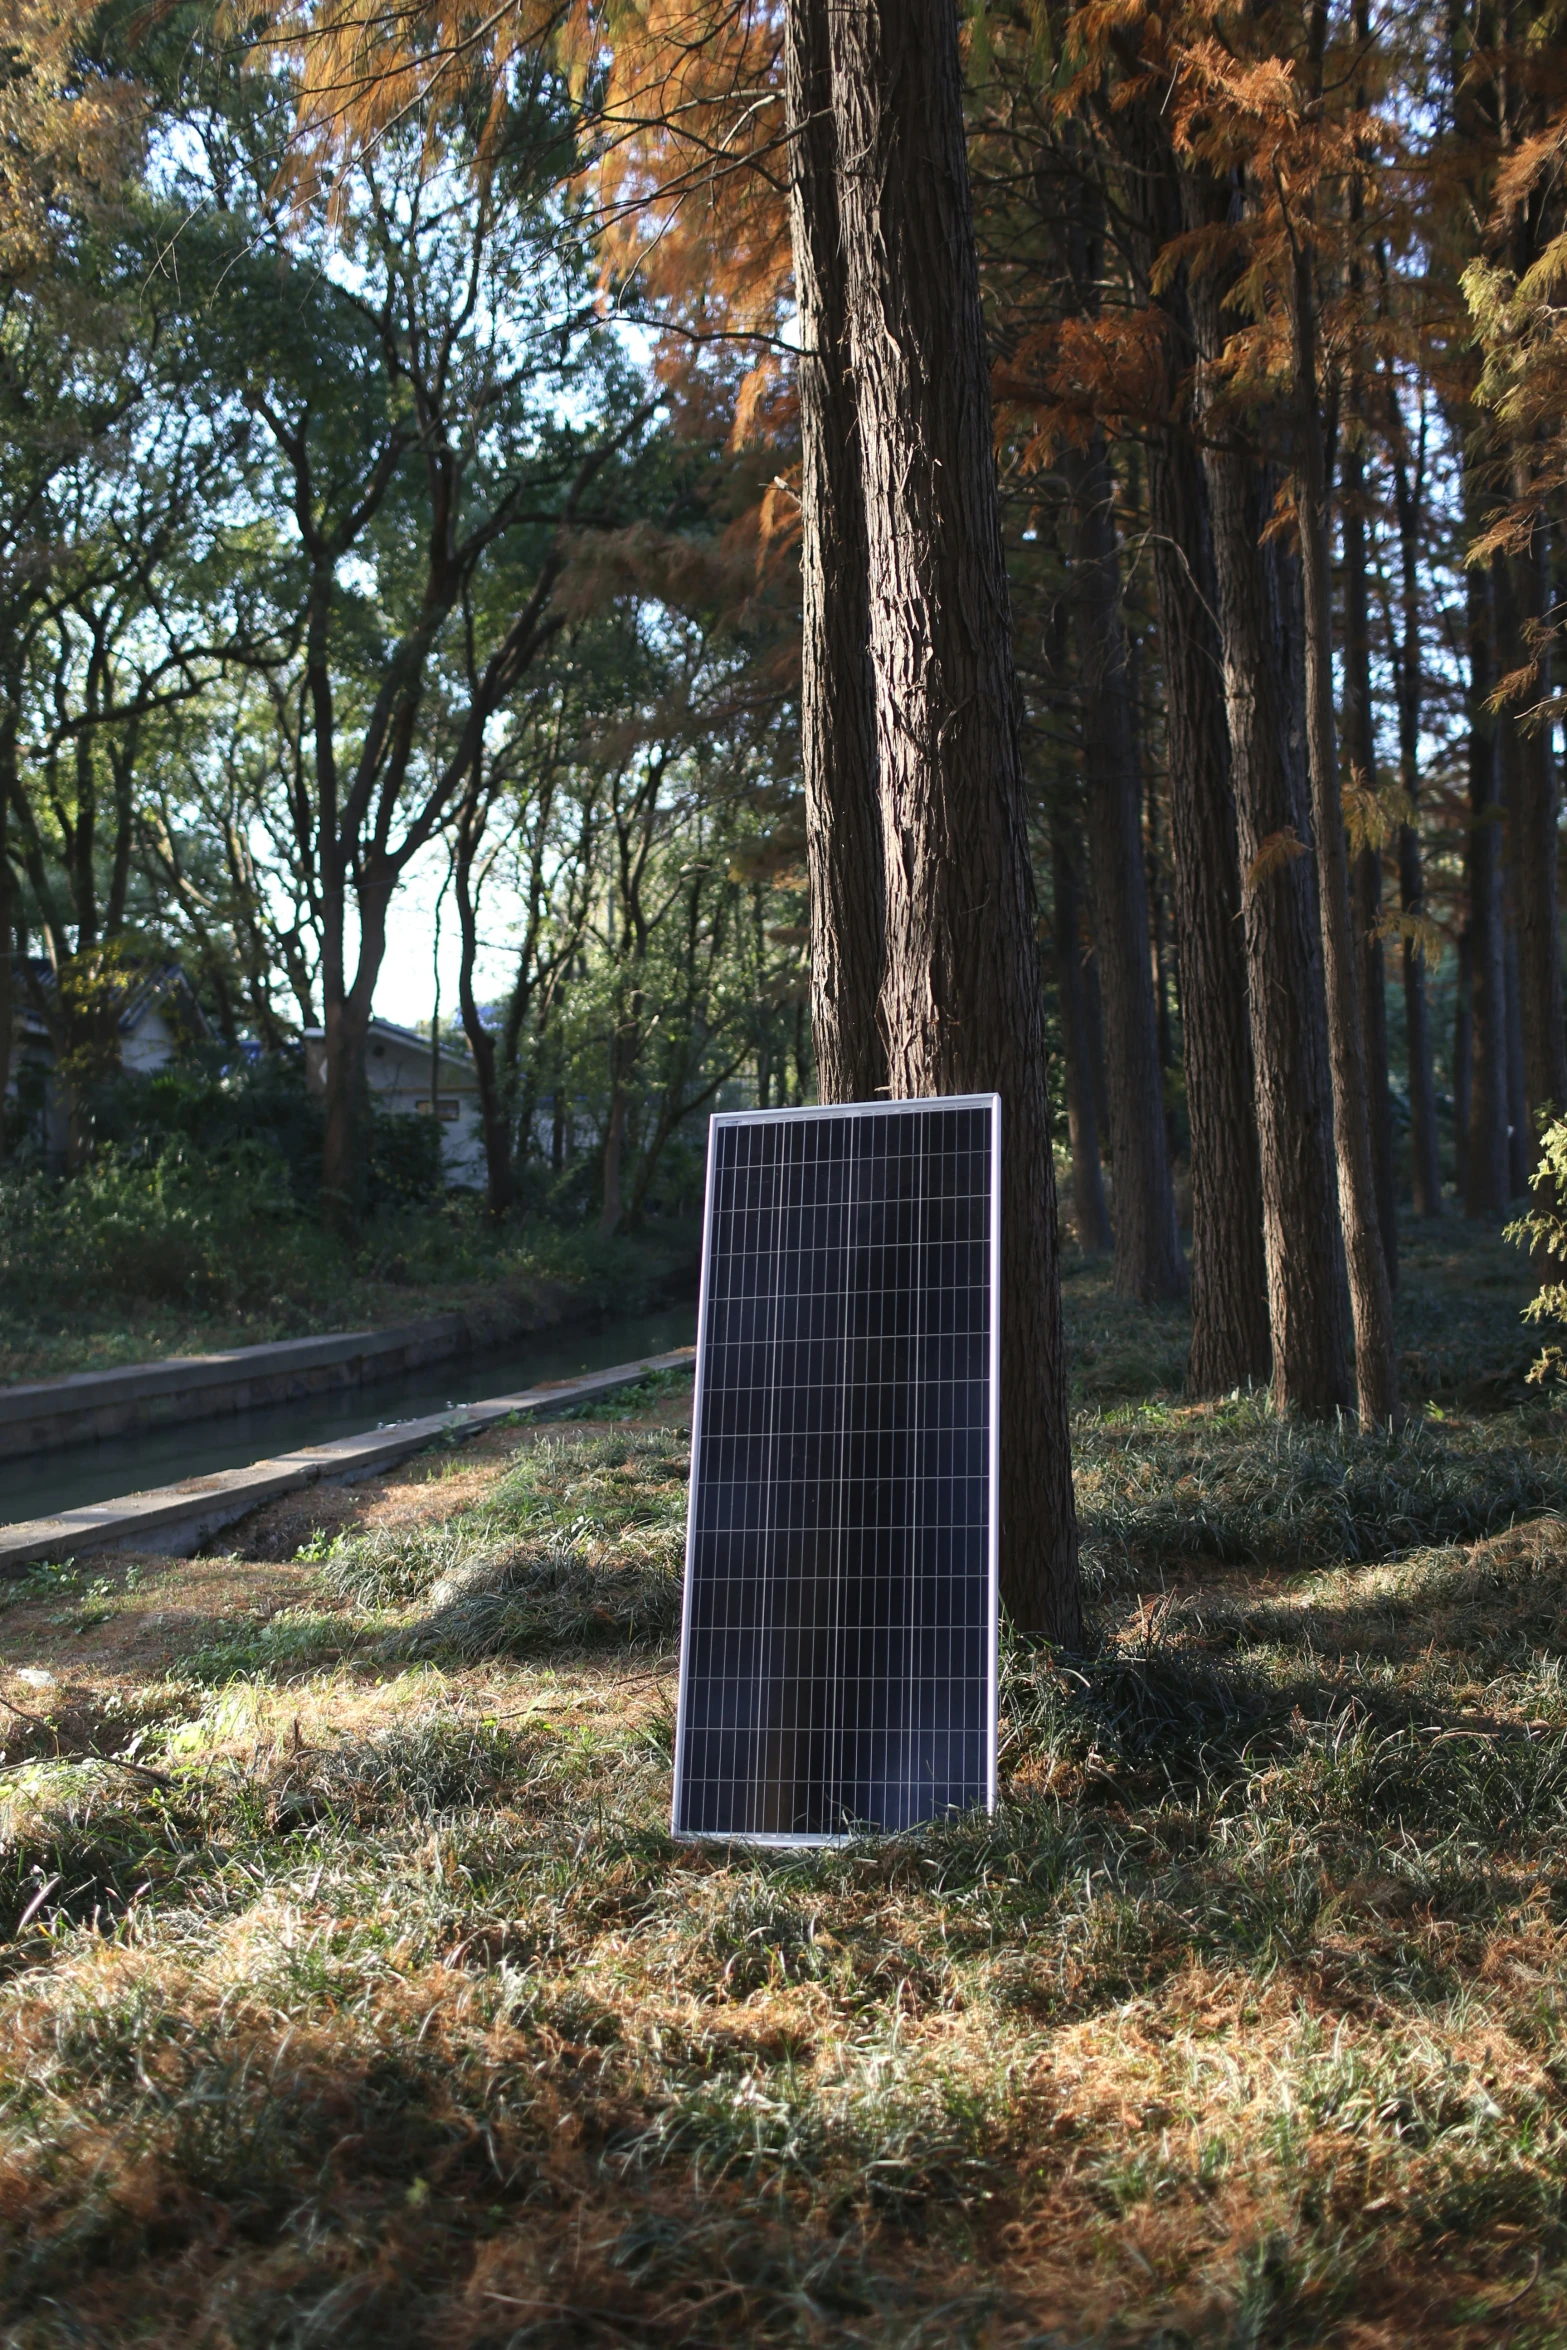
[2,1278,1566,2345]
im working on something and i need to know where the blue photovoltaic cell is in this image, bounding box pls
[672,1097,999,1844]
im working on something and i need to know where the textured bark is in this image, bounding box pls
[830,0,1080,1639]
[1386,404,1442,1216]
[1069,440,1185,1303]
[1464,552,1511,1215]
[1051,811,1113,1255]
[1341,437,1399,1284]
[1184,184,1349,1416]
[1146,390,1271,1393]
[1290,226,1401,1429]
[785,0,887,1107]
[1496,509,1567,1158]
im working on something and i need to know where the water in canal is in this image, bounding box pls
[1,1304,697,1530]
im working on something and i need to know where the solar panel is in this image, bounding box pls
[672,1095,1000,1845]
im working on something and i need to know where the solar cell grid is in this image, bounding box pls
[672,1095,1000,1844]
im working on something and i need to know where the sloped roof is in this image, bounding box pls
[10,956,211,1044]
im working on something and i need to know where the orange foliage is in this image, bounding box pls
[0,0,145,280]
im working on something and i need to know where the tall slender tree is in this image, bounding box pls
[784,0,886,1106]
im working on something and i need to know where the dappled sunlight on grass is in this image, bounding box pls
[1,1373,1566,2343]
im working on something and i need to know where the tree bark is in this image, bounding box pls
[1453,927,1472,1199]
[1463,548,1511,1215]
[785,0,887,1107]
[1341,436,1399,1282]
[829,0,1079,1641]
[1504,922,1528,1198]
[0,703,15,1168]
[1145,374,1271,1392]
[1496,506,1567,1161]
[1050,809,1113,1254]
[1290,223,1401,1429]
[1184,181,1349,1416]
[1068,440,1185,1303]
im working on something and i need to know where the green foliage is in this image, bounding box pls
[1506,1110,1567,1382]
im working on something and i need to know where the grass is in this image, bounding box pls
[1,1232,1565,2345]
[0,1192,695,1386]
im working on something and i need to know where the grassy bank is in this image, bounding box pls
[0,1199,697,1387]
[2,1190,1533,1407]
[2,1320,1565,2345]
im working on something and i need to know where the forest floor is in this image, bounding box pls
[2,1225,1565,2347]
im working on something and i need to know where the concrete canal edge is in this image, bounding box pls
[0,1282,638,1460]
[0,1348,695,1574]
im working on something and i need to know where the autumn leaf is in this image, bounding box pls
[1244,827,1308,896]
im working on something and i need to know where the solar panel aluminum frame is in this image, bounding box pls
[671,1094,1002,1847]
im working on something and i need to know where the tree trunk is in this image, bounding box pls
[453,798,513,1219]
[1050,810,1113,1255]
[1453,928,1472,1199]
[0,708,14,1169]
[1146,387,1271,1393]
[1496,506,1567,1160]
[1069,440,1185,1303]
[1464,550,1510,1215]
[1341,437,1399,1284]
[1386,407,1442,1215]
[829,0,1080,1641]
[785,0,887,1108]
[1504,923,1528,1198]
[1184,185,1349,1416]
[1290,230,1401,1429]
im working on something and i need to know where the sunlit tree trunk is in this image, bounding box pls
[1340,435,1399,1284]
[785,0,886,1107]
[1290,216,1401,1429]
[829,0,1079,1640]
[1050,809,1112,1255]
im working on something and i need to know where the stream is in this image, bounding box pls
[0,1304,697,1530]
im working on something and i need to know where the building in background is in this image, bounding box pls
[4,957,211,1167]
[303,1016,485,1186]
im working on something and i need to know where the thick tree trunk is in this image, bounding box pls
[829,0,1079,1641]
[1496,508,1567,1159]
[1291,239,1401,1429]
[1146,399,1271,1393]
[785,0,887,1108]
[1184,195,1349,1416]
[1050,811,1113,1255]
[1464,553,1511,1215]
[1341,438,1399,1284]
[1069,440,1185,1303]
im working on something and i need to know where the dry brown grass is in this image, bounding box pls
[2,1368,1566,2347]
